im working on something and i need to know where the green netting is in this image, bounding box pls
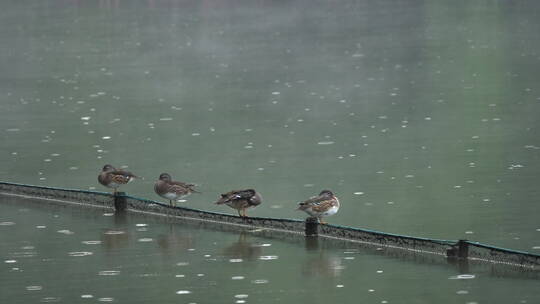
[1,181,538,270]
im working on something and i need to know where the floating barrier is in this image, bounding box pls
[1,181,539,271]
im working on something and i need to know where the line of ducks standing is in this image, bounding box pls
[98,164,340,224]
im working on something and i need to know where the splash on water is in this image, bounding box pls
[68,252,93,257]
[235,295,248,299]
[449,274,475,280]
[82,241,102,245]
[98,298,114,302]
[40,297,61,302]
[104,230,125,235]
[259,256,278,260]
[98,271,120,276]
[57,230,74,235]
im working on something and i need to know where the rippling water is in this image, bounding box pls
[1,1,540,301]
[1,197,539,304]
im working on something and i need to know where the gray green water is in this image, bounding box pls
[1,197,539,304]
[1,0,540,302]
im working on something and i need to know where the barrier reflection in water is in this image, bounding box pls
[1,181,539,273]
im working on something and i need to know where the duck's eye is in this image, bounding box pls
[221,194,226,198]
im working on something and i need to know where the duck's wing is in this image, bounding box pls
[109,173,130,184]
[169,184,190,196]
[310,199,337,213]
[107,169,138,184]
[111,169,138,178]
[168,181,198,195]
[169,181,201,193]
[303,193,329,205]
[235,190,255,200]
[299,193,337,211]
[216,190,243,204]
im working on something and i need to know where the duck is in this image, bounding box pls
[215,189,262,217]
[222,232,262,261]
[97,164,138,194]
[297,190,340,224]
[154,173,199,206]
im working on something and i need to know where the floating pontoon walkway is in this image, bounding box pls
[1,181,539,271]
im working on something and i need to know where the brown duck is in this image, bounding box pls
[215,189,262,217]
[154,173,199,206]
[97,164,138,194]
[297,190,340,224]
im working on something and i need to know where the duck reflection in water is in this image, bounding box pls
[302,237,344,277]
[156,224,194,254]
[222,232,262,261]
[100,212,130,251]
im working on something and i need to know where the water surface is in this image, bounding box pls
[1,0,539,257]
[1,196,539,304]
